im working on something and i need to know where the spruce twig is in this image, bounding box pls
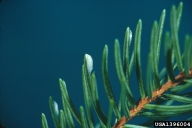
[42,2,192,128]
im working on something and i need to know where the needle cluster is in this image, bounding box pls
[41,2,192,128]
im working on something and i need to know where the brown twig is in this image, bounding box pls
[113,69,192,128]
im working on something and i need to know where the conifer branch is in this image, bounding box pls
[41,2,192,128]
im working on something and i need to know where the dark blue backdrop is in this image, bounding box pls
[0,0,192,128]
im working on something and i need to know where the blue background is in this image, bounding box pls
[0,0,192,128]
